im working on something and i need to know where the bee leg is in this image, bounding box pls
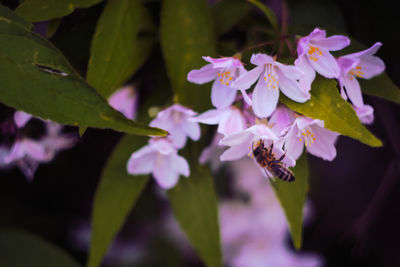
[278,150,287,162]
[268,142,274,157]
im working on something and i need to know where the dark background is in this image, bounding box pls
[1,0,400,266]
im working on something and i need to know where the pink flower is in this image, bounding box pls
[187,56,251,109]
[199,133,225,171]
[191,106,246,136]
[295,28,350,91]
[268,105,296,136]
[150,104,200,149]
[219,124,295,177]
[232,54,310,118]
[284,116,339,161]
[354,104,374,125]
[127,138,190,189]
[108,85,138,120]
[14,111,32,128]
[337,42,385,107]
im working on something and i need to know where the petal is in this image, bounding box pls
[306,126,339,161]
[269,105,295,135]
[127,149,156,175]
[182,121,201,141]
[4,141,25,163]
[217,107,245,136]
[252,75,279,118]
[219,128,253,147]
[170,153,190,177]
[240,89,252,105]
[191,109,224,124]
[187,64,218,84]
[153,154,179,189]
[108,86,137,120]
[284,124,304,161]
[275,62,303,80]
[337,56,359,76]
[14,111,32,128]
[202,56,234,69]
[308,48,341,78]
[250,53,274,66]
[277,69,310,102]
[295,56,316,93]
[308,28,326,41]
[313,35,350,51]
[220,140,251,161]
[211,79,236,109]
[342,75,364,107]
[231,65,264,90]
[344,42,382,61]
[354,104,374,125]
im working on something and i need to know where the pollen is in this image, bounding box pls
[308,45,322,61]
[264,64,279,91]
[301,129,316,147]
[219,70,233,85]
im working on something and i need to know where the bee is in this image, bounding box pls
[252,139,295,182]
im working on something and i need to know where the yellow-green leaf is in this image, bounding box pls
[281,76,382,147]
[270,152,309,250]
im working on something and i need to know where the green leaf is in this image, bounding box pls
[0,5,165,137]
[0,229,80,267]
[211,0,250,35]
[88,135,149,267]
[280,76,382,147]
[270,152,309,250]
[87,0,154,98]
[160,0,216,111]
[168,164,222,267]
[15,0,103,22]
[359,73,400,104]
[46,18,62,38]
[247,0,279,32]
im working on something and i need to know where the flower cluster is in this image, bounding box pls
[0,109,76,180]
[188,28,384,178]
[126,104,200,189]
[125,28,384,188]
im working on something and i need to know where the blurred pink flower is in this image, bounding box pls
[150,104,200,149]
[233,53,310,118]
[268,105,296,136]
[0,112,76,181]
[199,133,225,171]
[220,158,323,267]
[295,28,350,91]
[337,42,385,107]
[284,116,339,161]
[191,106,246,136]
[108,85,138,120]
[187,56,251,108]
[127,138,189,189]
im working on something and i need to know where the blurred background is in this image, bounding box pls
[1,0,399,266]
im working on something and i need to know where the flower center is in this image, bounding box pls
[217,69,234,86]
[299,128,316,146]
[172,110,182,124]
[308,45,322,61]
[263,64,279,90]
[349,65,364,79]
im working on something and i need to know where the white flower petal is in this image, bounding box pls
[231,65,264,90]
[211,79,236,109]
[342,75,364,107]
[252,75,279,118]
[187,64,218,84]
